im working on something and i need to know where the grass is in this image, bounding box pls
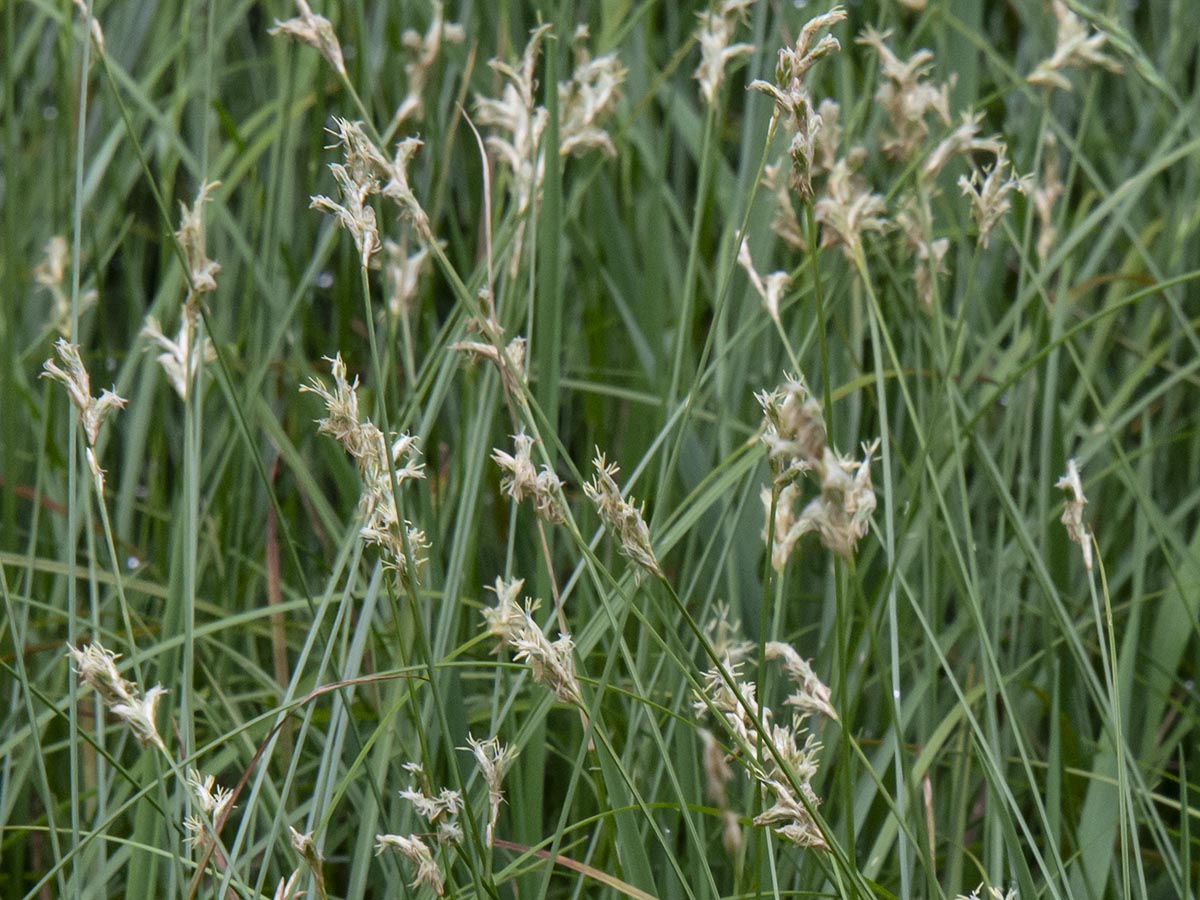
[2,0,1199,898]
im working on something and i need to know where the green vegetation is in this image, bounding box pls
[3,1,1198,898]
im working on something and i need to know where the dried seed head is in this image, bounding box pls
[737,239,791,326]
[42,339,126,449]
[34,237,97,337]
[311,163,381,268]
[757,375,826,482]
[66,642,166,751]
[73,0,106,54]
[748,6,846,198]
[300,355,428,581]
[857,28,952,161]
[583,451,663,578]
[176,182,221,299]
[922,112,1005,180]
[957,887,1018,900]
[397,2,465,123]
[141,310,215,402]
[183,769,235,851]
[1028,0,1121,92]
[491,430,565,523]
[764,642,837,720]
[896,194,949,310]
[813,156,890,259]
[559,34,625,158]
[693,0,755,106]
[374,834,444,896]
[269,0,346,77]
[483,577,583,706]
[1056,457,1092,570]
[957,149,1032,248]
[1034,133,1064,263]
[466,734,518,847]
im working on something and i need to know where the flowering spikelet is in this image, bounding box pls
[559,30,625,158]
[325,118,430,234]
[763,162,806,253]
[453,329,528,398]
[183,769,236,852]
[383,238,433,321]
[693,656,828,850]
[693,0,755,106]
[269,0,346,77]
[66,642,166,751]
[398,762,463,844]
[922,112,1005,181]
[141,311,215,402]
[757,375,826,485]
[737,239,791,326]
[759,376,878,564]
[794,442,880,560]
[896,193,949,310]
[311,163,381,268]
[1033,133,1064,263]
[374,833,444,896]
[466,734,518,847]
[177,182,221,299]
[813,155,890,259]
[42,339,126,493]
[300,355,429,580]
[1056,457,1092,570]
[856,28,952,162]
[34,236,97,336]
[583,451,663,578]
[396,1,465,124]
[749,7,847,200]
[958,149,1032,248]
[1028,0,1121,92]
[491,430,565,523]
[483,577,582,706]
[476,26,624,273]
[764,642,837,720]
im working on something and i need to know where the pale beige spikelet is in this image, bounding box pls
[1034,133,1064,263]
[1056,457,1093,570]
[583,451,663,578]
[374,833,444,896]
[466,734,518,847]
[176,182,221,299]
[41,339,126,457]
[141,311,215,402]
[856,27,952,162]
[396,1,465,124]
[737,239,791,326]
[1028,0,1121,92]
[66,642,166,751]
[482,577,583,706]
[693,0,755,106]
[957,149,1032,248]
[813,155,890,259]
[269,0,346,77]
[310,164,381,268]
[491,430,565,523]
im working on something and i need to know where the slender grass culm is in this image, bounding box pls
[5,1,1199,899]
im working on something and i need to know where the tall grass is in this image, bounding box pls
[2,1,1198,898]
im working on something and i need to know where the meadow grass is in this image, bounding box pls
[2,1,1199,898]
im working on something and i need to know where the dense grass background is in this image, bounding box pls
[3,0,1199,898]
